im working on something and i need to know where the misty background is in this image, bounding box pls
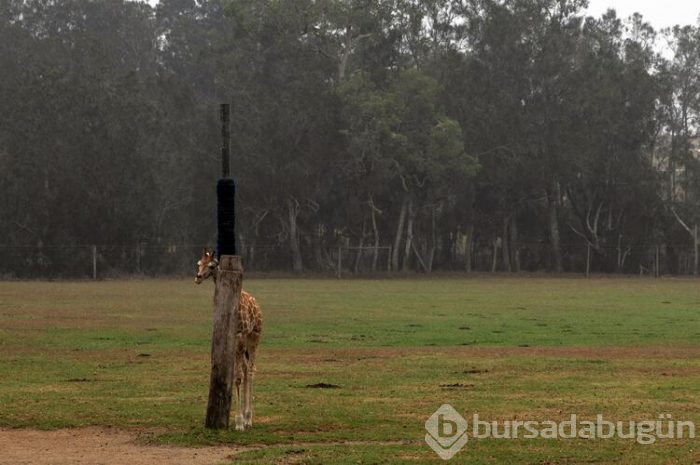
[1,0,699,278]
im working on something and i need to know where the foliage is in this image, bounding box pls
[1,0,699,275]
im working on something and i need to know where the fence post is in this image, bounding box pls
[337,246,342,279]
[92,245,97,280]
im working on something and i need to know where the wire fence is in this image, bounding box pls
[0,242,699,279]
[468,241,700,277]
[0,244,394,279]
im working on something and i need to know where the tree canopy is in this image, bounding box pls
[1,0,699,277]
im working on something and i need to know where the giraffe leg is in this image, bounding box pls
[234,346,245,431]
[244,347,255,428]
[234,377,244,431]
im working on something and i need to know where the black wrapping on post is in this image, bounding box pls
[216,178,236,257]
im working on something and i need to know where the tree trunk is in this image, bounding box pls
[426,204,438,273]
[248,243,256,270]
[491,237,501,272]
[546,184,563,272]
[286,198,303,273]
[694,224,698,276]
[402,200,416,272]
[464,185,476,272]
[354,217,367,273]
[245,229,257,270]
[392,197,408,272]
[441,231,455,269]
[670,128,677,201]
[670,208,697,276]
[616,235,623,273]
[510,213,520,272]
[313,222,327,272]
[412,242,430,273]
[338,26,354,82]
[465,223,474,272]
[501,215,511,272]
[369,198,380,272]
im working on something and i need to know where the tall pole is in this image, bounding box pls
[221,103,231,178]
[205,103,243,429]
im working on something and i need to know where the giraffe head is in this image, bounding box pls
[195,248,218,284]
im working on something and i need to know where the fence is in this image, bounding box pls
[0,244,205,279]
[0,244,394,279]
[335,246,393,278]
[0,242,699,279]
[468,241,700,276]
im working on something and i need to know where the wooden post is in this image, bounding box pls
[92,245,97,280]
[585,243,590,278]
[205,255,243,429]
[205,102,242,430]
[337,246,342,279]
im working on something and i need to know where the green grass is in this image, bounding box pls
[0,276,698,464]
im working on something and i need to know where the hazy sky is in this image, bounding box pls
[585,0,700,29]
[143,0,699,30]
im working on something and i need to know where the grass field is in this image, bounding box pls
[0,276,698,464]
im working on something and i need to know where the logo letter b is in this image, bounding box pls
[438,414,457,438]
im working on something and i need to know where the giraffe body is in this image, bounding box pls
[233,289,262,430]
[196,249,262,430]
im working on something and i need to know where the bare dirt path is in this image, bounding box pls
[0,428,416,465]
[0,428,240,465]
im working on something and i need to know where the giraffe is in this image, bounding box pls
[195,248,263,431]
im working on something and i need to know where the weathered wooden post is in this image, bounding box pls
[205,103,243,429]
[585,243,590,278]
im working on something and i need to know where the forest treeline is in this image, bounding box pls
[1,0,700,277]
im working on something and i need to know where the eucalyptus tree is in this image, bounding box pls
[659,24,700,273]
[560,12,659,271]
[0,0,164,276]
[226,0,340,272]
[337,72,400,270]
[445,0,573,271]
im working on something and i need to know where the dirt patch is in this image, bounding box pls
[305,383,341,389]
[0,427,238,465]
[0,427,413,465]
[439,383,474,389]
